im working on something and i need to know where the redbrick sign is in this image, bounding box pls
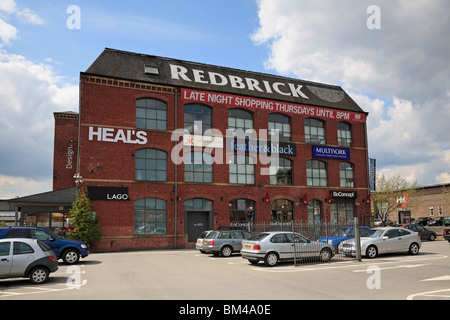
[181,89,365,123]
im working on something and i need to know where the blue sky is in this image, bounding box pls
[1,0,449,198]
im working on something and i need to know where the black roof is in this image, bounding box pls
[84,48,365,113]
[7,187,77,206]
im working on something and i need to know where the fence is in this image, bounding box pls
[233,218,363,265]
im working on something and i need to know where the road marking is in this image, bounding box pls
[352,264,429,272]
[421,275,450,281]
[407,289,450,300]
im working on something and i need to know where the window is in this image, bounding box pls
[305,118,325,144]
[229,199,255,224]
[30,229,53,241]
[184,104,212,134]
[430,207,434,216]
[13,242,34,255]
[184,152,213,183]
[135,149,167,181]
[438,206,443,216]
[228,109,253,133]
[270,158,292,185]
[0,242,10,256]
[339,162,354,187]
[134,198,167,235]
[229,155,255,184]
[307,200,322,223]
[306,160,327,186]
[337,122,352,147]
[270,199,294,222]
[269,114,291,141]
[184,198,213,212]
[136,99,167,130]
[5,229,28,238]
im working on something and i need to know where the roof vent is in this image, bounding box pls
[144,65,159,75]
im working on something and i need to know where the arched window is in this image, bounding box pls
[184,104,212,134]
[337,122,352,147]
[184,151,213,183]
[306,160,327,186]
[304,118,325,144]
[135,149,167,181]
[136,98,167,130]
[134,198,167,235]
[339,162,354,187]
[269,113,291,141]
[307,200,323,224]
[270,158,292,185]
[228,108,253,133]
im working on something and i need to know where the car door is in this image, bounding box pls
[397,229,414,251]
[9,241,35,277]
[0,241,12,278]
[231,231,243,251]
[381,229,401,253]
[269,233,292,260]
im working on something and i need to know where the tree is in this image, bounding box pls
[66,187,101,244]
[372,173,419,225]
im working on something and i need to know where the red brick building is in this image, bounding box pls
[54,48,370,251]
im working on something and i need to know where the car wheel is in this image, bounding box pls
[429,234,436,241]
[409,243,420,255]
[29,267,49,284]
[221,246,233,257]
[264,252,279,267]
[319,248,332,262]
[366,245,378,258]
[62,249,80,264]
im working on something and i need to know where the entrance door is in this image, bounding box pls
[186,211,209,242]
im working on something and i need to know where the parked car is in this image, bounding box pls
[443,217,450,227]
[317,226,372,252]
[427,217,444,226]
[196,230,213,253]
[202,230,255,257]
[443,229,450,243]
[374,218,393,226]
[241,231,334,267]
[339,227,421,258]
[0,227,89,264]
[398,223,437,241]
[414,217,433,226]
[0,238,58,284]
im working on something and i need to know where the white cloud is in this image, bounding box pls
[252,0,450,186]
[0,18,18,44]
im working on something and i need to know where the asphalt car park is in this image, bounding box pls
[1,239,449,301]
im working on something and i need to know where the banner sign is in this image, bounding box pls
[181,88,365,123]
[312,145,350,160]
[87,186,129,201]
[229,139,296,156]
[331,190,357,199]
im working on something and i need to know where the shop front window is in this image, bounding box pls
[330,202,355,223]
[307,200,323,224]
[270,199,293,223]
[229,199,255,225]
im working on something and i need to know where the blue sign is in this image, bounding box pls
[312,145,350,160]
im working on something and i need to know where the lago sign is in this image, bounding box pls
[87,186,129,201]
[312,145,350,160]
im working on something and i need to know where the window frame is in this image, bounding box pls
[135,149,167,182]
[136,98,167,131]
[306,160,328,187]
[305,118,326,145]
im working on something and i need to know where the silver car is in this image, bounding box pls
[202,230,255,257]
[339,227,421,258]
[0,238,58,284]
[195,230,213,253]
[241,231,335,267]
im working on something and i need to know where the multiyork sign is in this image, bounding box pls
[312,145,350,160]
[171,65,309,99]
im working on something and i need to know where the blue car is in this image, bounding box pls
[318,226,372,252]
[0,227,89,264]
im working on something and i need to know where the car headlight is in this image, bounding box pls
[81,244,88,249]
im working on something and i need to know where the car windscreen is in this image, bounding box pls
[367,229,385,238]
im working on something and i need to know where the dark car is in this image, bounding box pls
[443,229,450,243]
[399,223,437,241]
[414,217,433,226]
[0,227,89,264]
[427,217,444,226]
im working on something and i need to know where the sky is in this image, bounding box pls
[0,0,449,199]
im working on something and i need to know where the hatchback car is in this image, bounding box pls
[0,238,58,284]
[202,230,255,257]
[0,227,89,264]
[398,223,437,241]
[339,227,421,258]
[195,230,213,253]
[241,231,334,267]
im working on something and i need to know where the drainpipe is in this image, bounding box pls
[174,89,178,249]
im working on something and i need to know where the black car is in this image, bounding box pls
[427,217,444,226]
[399,223,437,241]
[443,229,450,243]
[414,217,433,226]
